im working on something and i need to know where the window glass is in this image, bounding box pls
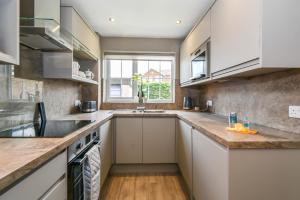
[110,60,121,78]
[105,55,174,102]
[122,60,133,78]
[121,79,133,98]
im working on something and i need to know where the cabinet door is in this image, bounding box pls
[61,7,100,58]
[178,120,192,192]
[115,118,143,164]
[0,0,19,65]
[189,10,211,52]
[100,120,112,187]
[192,129,228,200]
[211,0,260,74]
[143,118,176,163]
[180,39,191,84]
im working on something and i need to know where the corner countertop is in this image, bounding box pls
[1,110,300,193]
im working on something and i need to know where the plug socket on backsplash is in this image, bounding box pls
[207,100,213,107]
[206,100,214,113]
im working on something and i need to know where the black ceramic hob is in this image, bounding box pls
[0,120,94,138]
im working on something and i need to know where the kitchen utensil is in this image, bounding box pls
[72,61,80,76]
[80,101,97,113]
[78,71,86,78]
[85,69,94,80]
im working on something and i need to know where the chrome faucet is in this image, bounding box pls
[137,90,146,111]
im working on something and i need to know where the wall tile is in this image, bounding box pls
[198,69,300,134]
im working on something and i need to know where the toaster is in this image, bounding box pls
[80,101,97,113]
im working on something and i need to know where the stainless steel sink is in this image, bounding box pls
[131,109,165,113]
[143,109,165,113]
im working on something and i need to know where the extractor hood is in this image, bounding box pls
[20,0,72,51]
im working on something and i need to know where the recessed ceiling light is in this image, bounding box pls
[109,17,115,22]
[176,20,182,24]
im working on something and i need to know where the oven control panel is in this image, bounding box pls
[67,130,99,162]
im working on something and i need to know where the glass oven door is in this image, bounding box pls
[191,50,207,80]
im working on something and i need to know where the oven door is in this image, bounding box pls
[190,42,209,81]
[67,137,99,200]
[68,160,84,200]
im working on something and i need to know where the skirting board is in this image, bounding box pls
[110,164,179,174]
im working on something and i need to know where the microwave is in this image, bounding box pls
[190,41,210,81]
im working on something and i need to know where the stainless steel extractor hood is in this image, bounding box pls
[20,0,72,51]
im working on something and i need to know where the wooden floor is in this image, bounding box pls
[100,174,189,200]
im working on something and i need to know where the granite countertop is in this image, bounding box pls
[1,109,300,192]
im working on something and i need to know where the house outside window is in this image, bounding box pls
[103,54,175,103]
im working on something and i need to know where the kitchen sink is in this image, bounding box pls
[131,109,165,113]
[143,109,165,113]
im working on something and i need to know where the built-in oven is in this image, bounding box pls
[67,129,100,200]
[190,40,210,81]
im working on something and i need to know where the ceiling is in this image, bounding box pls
[61,0,214,39]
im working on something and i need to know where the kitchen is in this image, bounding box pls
[0,0,300,199]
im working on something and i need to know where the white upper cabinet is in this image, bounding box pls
[61,6,100,59]
[211,0,300,78]
[189,10,211,53]
[179,40,191,84]
[211,0,260,75]
[0,0,19,65]
[180,11,211,85]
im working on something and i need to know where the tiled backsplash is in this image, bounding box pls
[0,49,83,123]
[198,69,300,134]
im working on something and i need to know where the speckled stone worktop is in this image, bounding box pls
[1,110,300,193]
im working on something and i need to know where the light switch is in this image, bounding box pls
[289,106,300,119]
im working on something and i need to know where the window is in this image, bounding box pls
[104,54,175,103]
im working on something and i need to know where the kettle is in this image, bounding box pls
[183,96,193,110]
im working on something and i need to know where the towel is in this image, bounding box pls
[83,144,101,200]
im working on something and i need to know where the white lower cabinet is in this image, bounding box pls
[40,177,66,200]
[115,118,143,164]
[0,151,67,200]
[177,120,192,193]
[143,118,176,163]
[99,120,113,187]
[191,129,300,200]
[115,117,176,164]
[192,129,228,200]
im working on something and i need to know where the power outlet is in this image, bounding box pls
[289,106,300,119]
[207,100,213,107]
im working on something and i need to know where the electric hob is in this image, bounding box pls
[0,120,94,138]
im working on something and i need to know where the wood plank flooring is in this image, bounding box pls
[100,174,189,200]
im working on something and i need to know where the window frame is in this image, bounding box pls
[103,53,176,103]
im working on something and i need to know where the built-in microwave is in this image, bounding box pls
[190,41,210,81]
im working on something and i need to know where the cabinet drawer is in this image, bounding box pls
[40,177,66,200]
[0,151,67,200]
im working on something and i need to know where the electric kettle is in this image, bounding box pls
[183,96,193,110]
